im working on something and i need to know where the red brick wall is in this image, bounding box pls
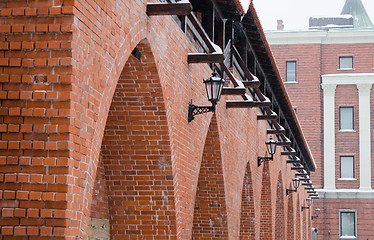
[270,44,323,188]
[239,163,255,239]
[321,43,374,74]
[275,173,285,239]
[90,156,109,220]
[0,0,313,239]
[192,116,228,239]
[260,163,273,239]
[314,199,374,239]
[270,39,374,239]
[0,0,76,238]
[97,41,177,238]
[295,196,301,240]
[335,84,359,189]
[287,188,294,240]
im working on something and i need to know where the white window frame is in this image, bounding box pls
[339,209,357,239]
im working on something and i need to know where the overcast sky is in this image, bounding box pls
[240,0,374,30]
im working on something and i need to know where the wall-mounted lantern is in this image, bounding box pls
[286,178,300,196]
[188,71,225,122]
[301,198,312,211]
[311,208,321,220]
[257,136,277,167]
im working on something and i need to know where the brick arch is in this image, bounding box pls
[90,40,177,239]
[82,18,149,237]
[192,116,229,239]
[287,183,294,240]
[260,162,273,240]
[275,172,285,239]
[239,162,255,239]
[296,195,301,240]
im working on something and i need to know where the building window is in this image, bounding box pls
[339,107,354,130]
[339,210,357,239]
[286,61,296,82]
[340,156,354,179]
[339,56,353,69]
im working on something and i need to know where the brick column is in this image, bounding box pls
[322,83,337,190]
[357,83,372,190]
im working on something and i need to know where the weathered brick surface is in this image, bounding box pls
[192,116,228,239]
[287,188,294,240]
[0,0,313,239]
[313,198,374,239]
[239,163,255,239]
[275,173,285,239]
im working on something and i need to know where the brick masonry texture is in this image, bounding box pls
[0,0,313,239]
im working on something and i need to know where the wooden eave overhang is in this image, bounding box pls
[199,0,316,171]
[161,0,316,172]
[240,4,316,171]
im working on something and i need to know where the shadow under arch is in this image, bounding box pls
[239,162,255,239]
[275,172,285,239]
[260,162,273,240]
[192,115,229,239]
[89,39,177,239]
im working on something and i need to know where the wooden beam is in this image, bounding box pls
[146,2,192,16]
[287,159,301,164]
[242,80,261,88]
[302,183,312,186]
[277,140,291,146]
[187,13,215,53]
[295,172,308,176]
[281,150,298,156]
[221,87,246,95]
[267,128,285,134]
[187,53,224,63]
[291,166,304,171]
[257,113,277,120]
[226,100,271,108]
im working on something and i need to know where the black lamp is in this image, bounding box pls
[188,71,225,122]
[257,136,277,167]
[286,178,300,196]
[311,208,320,220]
[301,198,312,211]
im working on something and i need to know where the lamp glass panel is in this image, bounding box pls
[205,79,213,101]
[315,208,320,216]
[211,79,222,101]
[204,74,224,103]
[293,178,300,189]
[266,138,277,155]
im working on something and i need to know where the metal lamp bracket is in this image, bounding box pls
[188,102,216,123]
